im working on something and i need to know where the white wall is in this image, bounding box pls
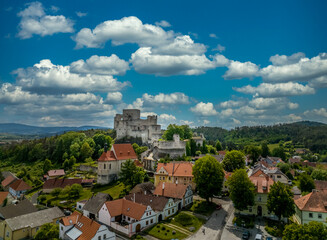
[91,225,116,240]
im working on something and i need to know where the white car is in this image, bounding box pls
[255,234,262,240]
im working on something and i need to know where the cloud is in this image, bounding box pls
[70,54,130,76]
[308,76,327,88]
[249,97,298,110]
[0,83,38,104]
[74,16,174,48]
[209,33,218,39]
[155,20,171,27]
[190,102,218,116]
[50,5,59,13]
[269,52,305,66]
[13,59,130,94]
[212,44,225,52]
[131,47,217,76]
[104,92,123,104]
[260,53,327,82]
[220,99,246,108]
[304,108,327,118]
[203,119,210,125]
[17,1,74,39]
[234,82,315,97]
[76,11,87,17]
[223,60,259,80]
[159,114,176,121]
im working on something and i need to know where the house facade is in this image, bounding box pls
[293,189,327,225]
[98,199,156,237]
[97,144,138,184]
[8,180,31,199]
[154,162,195,190]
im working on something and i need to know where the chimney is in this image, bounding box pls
[104,143,108,153]
[162,182,165,196]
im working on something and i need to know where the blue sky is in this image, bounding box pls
[0,0,327,129]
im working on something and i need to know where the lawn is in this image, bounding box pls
[92,181,126,199]
[190,200,217,216]
[169,211,205,232]
[146,223,188,240]
[268,143,279,152]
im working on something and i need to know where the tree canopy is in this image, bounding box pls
[227,169,255,211]
[120,159,146,187]
[34,223,59,240]
[299,174,315,193]
[222,150,246,172]
[267,182,295,221]
[283,221,327,240]
[192,155,224,202]
[162,124,193,140]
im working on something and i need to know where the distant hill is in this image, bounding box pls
[0,123,108,136]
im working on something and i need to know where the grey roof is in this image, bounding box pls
[130,182,155,194]
[292,186,301,195]
[0,199,37,219]
[125,193,169,212]
[83,192,112,214]
[1,171,16,179]
[6,207,64,231]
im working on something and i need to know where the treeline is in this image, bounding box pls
[193,121,327,154]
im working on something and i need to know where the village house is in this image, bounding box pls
[8,179,31,199]
[153,182,193,210]
[1,176,17,191]
[314,180,327,190]
[42,178,83,193]
[59,211,115,240]
[293,189,327,225]
[251,165,289,185]
[154,162,195,190]
[98,198,156,237]
[97,143,138,185]
[0,199,37,221]
[81,192,112,220]
[239,174,275,218]
[0,192,8,206]
[125,192,177,222]
[258,156,284,168]
[129,182,155,195]
[46,169,65,179]
[0,207,64,240]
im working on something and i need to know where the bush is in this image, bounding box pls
[161,226,166,230]
[174,212,193,226]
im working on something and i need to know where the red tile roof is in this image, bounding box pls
[153,182,189,199]
[249,175,274,194]
[98,144,137,162]
[0,192,8,205]
[224,171,233,180]
[43,178,83,190]
[218,151,226,156]
[156,162,193,177]
[9,179,31,191]
[104,199,147,221]
[48,169,65,177]
[295,190,327,213]
[75,215,101,240]
[1,176,16,188]
[251,169,269,178]
[315,180,327,190]
[60,211,82,226]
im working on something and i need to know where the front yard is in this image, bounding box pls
[91,181,127,199]
[190,199,217,216]
[146,223,188,240]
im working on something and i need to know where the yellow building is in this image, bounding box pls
[0,207,64,240]
[154,162,195,190]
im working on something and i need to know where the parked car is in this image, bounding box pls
[242,230,250,239]
[266,237,273,240]
[255,234,263,240]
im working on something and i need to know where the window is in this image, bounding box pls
[159,177,162,180]
[6,232,9,237]
[318,214,322,219]
[146,220,149,225]
[104,234,106,239]
[258,196,261,202]
[109,164,111,169]
[151,219,153,224]
[277,175,281,178]
[36,227,39,231]
[56,219,59,224]
[163,177,165,180]
[309,213,313,218]
[61,226,63,230]
[169,177,171,180]
[249,207,252,212]
[172,209,175,213]
[168,210,170,214]
[98,236,101,240]
[104,164,106,169]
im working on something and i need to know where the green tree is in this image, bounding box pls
[244,145,262,163]
[215,140,222,151]
[162,124,192,140]
[186,141,191,156]
[43,159,52,174]
[135,146,148,156]
[34,223,59,240]
[311,169,327,181]
[69,184,83,199]
[70,142,80,160]
[132,143,140,151]
[261,141,270,158]
[201,140,208,154]
[272,146,286,161]
[222,150,246,172]
[190,139,197,156]
[277,163,291,174]
[28,143,46,162]
[50,188,62,197]
[267,182,295,221]
[283,222,327,240]
[299,174,315,193]
[192,155,224,202]
[227,169,255,211]
[120,159,146,187]
[80,142,93,161]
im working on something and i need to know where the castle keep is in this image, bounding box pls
[114,109,162,144]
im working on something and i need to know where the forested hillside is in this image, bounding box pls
[193,121,327,153]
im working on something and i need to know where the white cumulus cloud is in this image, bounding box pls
[190,102,218,116]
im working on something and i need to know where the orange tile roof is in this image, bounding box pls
[60,211,82,226]
[104,199,147,221]
[112,144,138,160]
[48,169,65,177]
[0,192,8,205]
[249,175,274,194]
[9,179,31,191]
[153,182,189,199]
[224,171,233,180]
[295,190,327,213]
[1,176,16,188]
[75,215,101,240]
[98,150,117,161]
[251,169,269,178]
[156,162,193,177]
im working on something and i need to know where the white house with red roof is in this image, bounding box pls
[97,144,138,184]
[98,198,156,237]
[59,211,116,240]
[8,179,32,199]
